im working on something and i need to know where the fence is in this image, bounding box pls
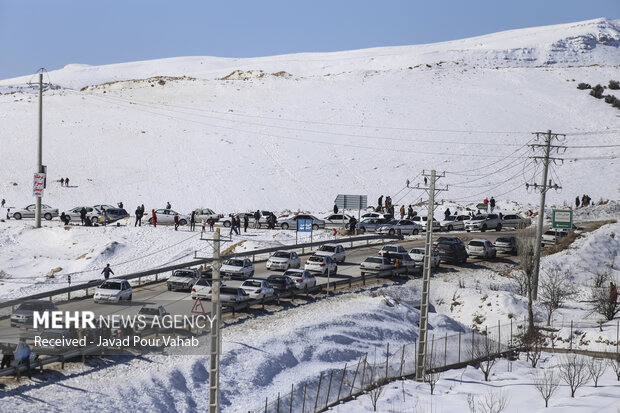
[252,317,620,413]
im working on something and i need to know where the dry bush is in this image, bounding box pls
[534,368,560,408]
[586,357,607,387]
[539,266,576,325]
[558,354,590,397]
[477,389,509,413]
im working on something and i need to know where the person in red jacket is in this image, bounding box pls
[174,214,179,231]
[152,209,157,227]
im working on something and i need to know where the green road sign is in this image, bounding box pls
[476,203,488,211]
[552,209,573,229]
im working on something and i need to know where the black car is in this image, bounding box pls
[433,236,465,247]
[267,274,296,292]
[435,241,468,264]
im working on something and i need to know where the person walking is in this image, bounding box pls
[166,202,171,209]
[151,209,157,227]
[0,343,12,369]
[207,216,214,231]
[575,196,580,208]
[333,204,339,214]
[65,177,70,187]
[489,197,496,213]
[378,195,383,210]
[407,205,413,219]
[399,205,405,219]
[60,212,67,225]
[444,208,451,219]
[60,178,64,187]
[254,210,261,229]
[135,206,142,227]
[190,211,196,231]
[1,199,5,208]
[101,264,114,280]
[80,207,87,225]
[243,215,249,233]
[229,215,236,236]
[174,214,179,231]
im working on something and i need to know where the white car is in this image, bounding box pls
[192,208,220,223]
[408,248,441,269]
[220,258,255,279]
[362,212,393,220]
[438,215,470,231]
[62,206,101,223]
[542,229,569,246]
[94,279,133,303]
[266,251,302,270]
[410,216,441,232]
[323,213,353,225]
[12,204,59,220]
[146,209,190,226]
[314,244,346,263]
[283,269,317,289]
[378,244,407,256]
[501,214,532,229]
[465,214,502,232]
[137,305,168,331]
[305,255,338,275]
[466,239,497,259]
[360,256,394,276]
[240,279,275,299]
[0,340,38,368]
[191,278,213,300]
[219,286,251,306]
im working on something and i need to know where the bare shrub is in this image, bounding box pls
[467,393,476,413]
[605,95,617,104]
[586,357,607,387]
[558,354,590,397]
[520,328,544,368]
[477,389,509,413]
[510,269,529,296]
[534,368,560,408]
[365,350,386,411]
[590,268,611,288]
[608,355,620,381]
[589,283,620,321]
[425,340,442,395]
[539,266,576,325]
[470,331,498,381]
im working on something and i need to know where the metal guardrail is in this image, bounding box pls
[0,234,400,310]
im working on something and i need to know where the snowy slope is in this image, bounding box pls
[0,18,618,215]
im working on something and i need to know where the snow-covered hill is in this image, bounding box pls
[0,18,618,214]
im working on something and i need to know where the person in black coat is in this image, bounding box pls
[254,210,261,229]
[333,204,339,214]
[80,207,87,225]
[101,264,114,280]
[190,211,196,231]
[243,215,249,232]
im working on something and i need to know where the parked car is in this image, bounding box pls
[542,229,569,246]
[221,212,266,228]
[322,213,353,225]
[501,214,531,229]
[94,279,133,303]
[356,217,388,233]
[278,214,325,230]
[377,219,423,235]
[220,258,254,279]
[408,248,441,269]
[305,255,338,275]
[361,212,393,221]
[266,251,301,270]
[464,214,502,232]
[314,244,346,263]
[467,239,497,259]
[146,209,190,226]
[62,206,100,223]
[190,278,213,300]
[410,216,441,231]
[266,274,296,293]
[283,269,317,289]
[360,256,394,276]
[11,299,59,329]
[435,241,468,264]
[11,204,58,220]
[438,215,470,231]
[167,268,201,292]
[34,329,74,354]
[378,244,407,256]
[386,252,418,273]
[192,208,221,223]
[97,207,130,224]
[92,204,115,212]
[137,305,168,331]
[432,236,465,247]
[0,340,38,367]
[218,286,251,306]
[240,279,275,299]
[494,236,517,254]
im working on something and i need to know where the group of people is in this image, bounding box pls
[376,195,393,212]
[482,197,496,212]
[0,339,31,377]
[59,177,71,187]
[576,194,592,208]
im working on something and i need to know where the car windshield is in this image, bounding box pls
[309,256,324,263]
[544,230,557,236]
[173,270,195,278]
[243,280,263,288]
[469,241,485,247]
[444,216,455,221]
[496,237,512,243]
[410,249,424,255]
[139,307,161,315]
[319,245,336,252]
[195,279,210,286]
[224,259,244,267]
[383,246,398,252]
[100,282,121,290]
[221,287,240,295]
[17,302,45,311]
[283,270,301,277]
[269,276,286,282]
[436,243,453,250]
[384,220,397,226]
[273,252,290,258]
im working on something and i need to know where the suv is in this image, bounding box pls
[435,241,468,264]
[465,214,502,232]
[466,239,497,259]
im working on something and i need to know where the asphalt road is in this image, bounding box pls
[0,228,522,342]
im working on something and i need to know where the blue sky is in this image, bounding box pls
[0,0,618,80]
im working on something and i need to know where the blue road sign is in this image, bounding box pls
[297,219,312,232]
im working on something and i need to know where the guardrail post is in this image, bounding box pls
[325,370,334,408]
[350,356,362,397]
[314,373,323,412]
[385,342,390,379]
[61,355,65,369]
[305,285,309,300]
[348,278,352,288]
[362,273,366,286]
[155,272,158,282]
[262,297,265,310]
[302,384,307,413]
[458,330,462,363]
[337,363,347,401]
[139,276,141,285]
[289,383,294,413]
[276,392,280,413]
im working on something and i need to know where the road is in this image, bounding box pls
[0,228,520,343]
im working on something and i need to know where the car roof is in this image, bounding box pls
[469,238,488,242]
[102,278,125,283]
[322,243,341,247]
[382,244,402,248]
[141,304,162,309]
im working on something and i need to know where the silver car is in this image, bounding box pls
[62,206,100,223]
[357,217,387,233]
[219,286,251,306]
[467,239,497,259]
[278,214,325,230]
[12,204,59,220]
[11,299,59,329]
[266,251,301,270]
[501,214,531,229]
[464,214,502,232]
[376,219,423,235]
[438,215,470,231]
[360,256,394,276]
[147,209,190,226]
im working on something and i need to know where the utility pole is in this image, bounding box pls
[414,170,447,382]
[526,130,565,300]
[209,229,222,413]
[35,71,44,228]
